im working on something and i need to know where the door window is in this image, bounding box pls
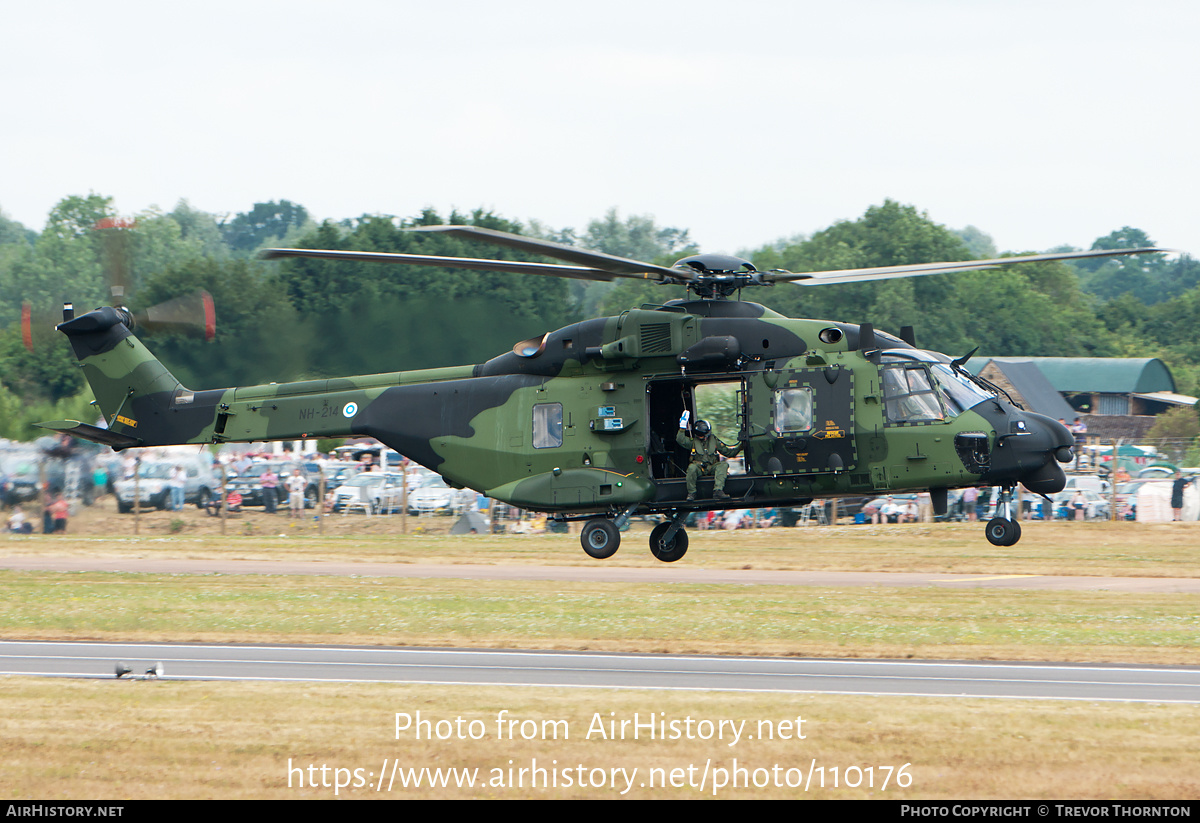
[773,387,813,433]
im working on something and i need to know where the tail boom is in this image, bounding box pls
[47,306,478,451]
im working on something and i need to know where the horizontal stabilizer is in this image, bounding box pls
[36,420,143,450]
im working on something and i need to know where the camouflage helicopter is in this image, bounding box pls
[41,226,1164,561]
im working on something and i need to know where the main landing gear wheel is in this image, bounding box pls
[649,522,689,562]
[581,518,620,559]
[985,517,1021,547]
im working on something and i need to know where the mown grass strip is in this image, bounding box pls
[5,521,1199,577]
[1,572,1196,663]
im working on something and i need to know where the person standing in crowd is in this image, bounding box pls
[48,494,69,532]
[234,453,252,476]
[1070,489,1087,521]
[1171,471,1195,522]
[168,465,186,511]
[286,468,307,518]
[261,466,279,514]
[975,487,991,521]
[916,492,932,522]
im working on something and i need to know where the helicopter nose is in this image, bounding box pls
[987,412,1073,494]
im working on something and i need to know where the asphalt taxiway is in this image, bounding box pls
[2,641,1198,702]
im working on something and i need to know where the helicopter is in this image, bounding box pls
[39,225,1166,561]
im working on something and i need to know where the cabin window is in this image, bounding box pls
[532,403,564,448]
[773,388,813,433]
[881,364,945,425]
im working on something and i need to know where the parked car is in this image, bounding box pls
[225,461,320,509]
[329,472,408,513]
[321,460,365,489]
[113,457,217,512]
[407,475,475,515]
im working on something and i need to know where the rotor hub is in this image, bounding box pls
[671,254,765,299]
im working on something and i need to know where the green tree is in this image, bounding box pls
[0,208,36,246]
[43,193,115,240]
[580,209,698,316]
[1145,405,1200,442]
[749,200,973,331]
[1071,227,1199,305]
[953,225,997,259]
[133,257,306,389]
[0,328,84,403]
[730,201,1120,361]
[272,208,582,376]
[220,200,311,254]
[584,208,695,261]
[0,195,113,328]
[169,200,229,258]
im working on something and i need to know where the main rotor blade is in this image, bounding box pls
[767,247,1172,286]
[261,248,657,282]
[407,225,691,281]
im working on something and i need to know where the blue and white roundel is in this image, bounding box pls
[343,402,359,418]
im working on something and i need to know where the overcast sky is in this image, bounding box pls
[2,1,1197,258]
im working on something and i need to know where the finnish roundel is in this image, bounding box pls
[343,402,359,418]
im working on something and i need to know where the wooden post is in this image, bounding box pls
[318,469,325,535]
[401,461,408,535]
[1110,438,1120,521]
[133,455,140,535]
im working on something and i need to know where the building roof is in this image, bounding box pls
[978,359,1076,419]
[970,357,1176,394]
[1132,391,1199,407]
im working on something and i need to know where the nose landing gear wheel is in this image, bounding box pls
[985,517,1021,546]
[649,522,689,562]
[581,518,620,559]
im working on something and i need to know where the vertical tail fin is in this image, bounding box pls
[47,306,188,448]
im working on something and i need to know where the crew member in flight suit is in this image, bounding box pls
[677,415,742,501]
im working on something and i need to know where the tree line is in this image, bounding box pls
[0,195,1196,442]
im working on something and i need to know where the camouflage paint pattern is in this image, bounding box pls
[46,300,1073,516]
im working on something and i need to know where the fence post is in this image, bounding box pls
[1110,438,1119,521]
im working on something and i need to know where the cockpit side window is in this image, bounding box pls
[882,364,946,425]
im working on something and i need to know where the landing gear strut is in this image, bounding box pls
[984,485,1022,546]
[649,513,688,562]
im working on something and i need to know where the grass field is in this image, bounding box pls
[1,518,1198,799]
[5,512,1200,576]
[4,681,1198,799]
